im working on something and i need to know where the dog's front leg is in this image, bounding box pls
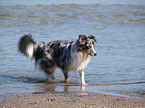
[63,70,69,83]
[79,70,86,85]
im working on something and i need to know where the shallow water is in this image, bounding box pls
[0,0,145,100]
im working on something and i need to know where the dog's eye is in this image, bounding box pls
[89,44,92,48]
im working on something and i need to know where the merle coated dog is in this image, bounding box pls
[18,34,97,85]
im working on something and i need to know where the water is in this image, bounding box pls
[0,0,145,100]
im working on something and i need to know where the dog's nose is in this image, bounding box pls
[94,53,97,56]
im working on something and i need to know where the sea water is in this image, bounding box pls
[0,0,145,100]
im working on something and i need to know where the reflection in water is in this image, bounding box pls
[36,80,145,94]
[37,79,86,93]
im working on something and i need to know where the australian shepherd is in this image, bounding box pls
[18,34,97,85]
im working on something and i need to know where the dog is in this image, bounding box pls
[18,34,97,85]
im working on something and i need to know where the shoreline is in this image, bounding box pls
[1,91,145,108]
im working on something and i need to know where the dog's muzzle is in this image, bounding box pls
[88,48,97,56]
[88,53,97,56]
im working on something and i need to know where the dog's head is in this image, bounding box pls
[77,35,97,56]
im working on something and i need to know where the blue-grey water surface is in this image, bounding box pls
[0,0,145,100]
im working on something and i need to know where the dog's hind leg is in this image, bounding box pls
[36,59,56,79]
[62,70,69,83]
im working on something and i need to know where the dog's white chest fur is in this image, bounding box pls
[71,52,91,72]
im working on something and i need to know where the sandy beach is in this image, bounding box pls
[1,91,145,108]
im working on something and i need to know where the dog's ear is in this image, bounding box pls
[89,35,97,43]
[78,35,87,43]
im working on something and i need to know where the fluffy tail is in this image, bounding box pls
[18,34,36,59]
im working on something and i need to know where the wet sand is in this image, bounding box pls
[1,91,145,108]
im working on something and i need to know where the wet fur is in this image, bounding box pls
[18,34,97,85]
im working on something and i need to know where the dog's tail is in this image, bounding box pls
[18,34,36,59]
